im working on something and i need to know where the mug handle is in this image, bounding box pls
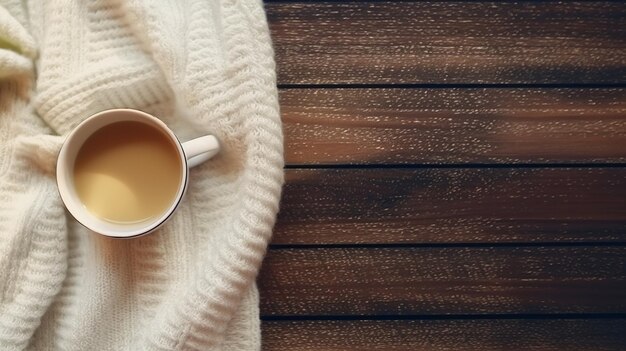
[182,135,220,168]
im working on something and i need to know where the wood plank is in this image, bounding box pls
[262,319,626,351]
[274,168,626,244]
[281,88,626,165]
[258,246,626,315]
[267,2,626,84]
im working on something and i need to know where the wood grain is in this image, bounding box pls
[274,168,626,244]
[267,2,626,84]
[281,88,626,165]
[262,319,626,351]
[259,246,626,316]
[265,3,626,348]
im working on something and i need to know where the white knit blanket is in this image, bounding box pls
[0,1,283,350]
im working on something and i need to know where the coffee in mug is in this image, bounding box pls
[73,121,183,224]
[56,109,220,238]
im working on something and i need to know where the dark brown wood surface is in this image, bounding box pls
[282,88,626,165]
[261,1,626,349]
[263,319,626,351]
[259,246,626,315]
[274,168,626,244]
[267,2,626,85]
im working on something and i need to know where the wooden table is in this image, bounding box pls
[258,2,626,350]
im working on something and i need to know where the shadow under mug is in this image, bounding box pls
[56,109,220,238]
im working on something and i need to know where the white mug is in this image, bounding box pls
[56,109,220,238]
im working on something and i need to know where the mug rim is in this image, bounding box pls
[56,109,189,238]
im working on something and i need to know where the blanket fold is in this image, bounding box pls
[0,1,283,350]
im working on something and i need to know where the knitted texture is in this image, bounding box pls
[0,0,283,350]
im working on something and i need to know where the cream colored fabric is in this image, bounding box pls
[0,1,283,350]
